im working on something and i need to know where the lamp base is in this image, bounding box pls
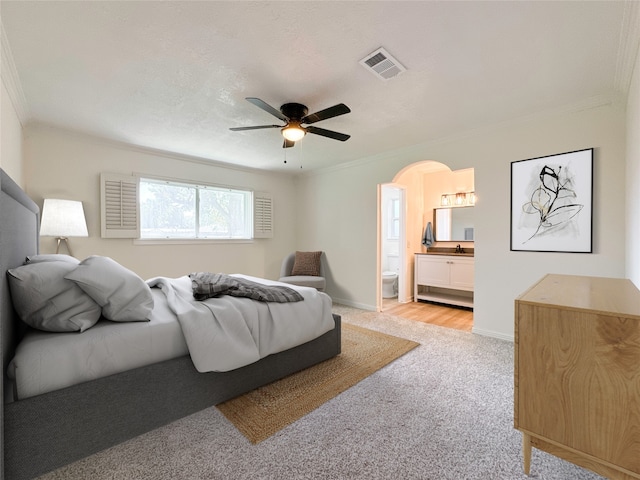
[55,237,73,257]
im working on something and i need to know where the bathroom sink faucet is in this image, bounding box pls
[455,244,464,254]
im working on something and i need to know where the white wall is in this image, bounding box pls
[1,79,23,185]
[297,102,627,339]
[23,124,298,280]
[626,44,640,288]
[17,101,629,340]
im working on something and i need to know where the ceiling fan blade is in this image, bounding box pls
[229,125,281,131]
[302,103,351,124]
[306,126,350,142]
[246,97,288,122]
[283,138,295,148]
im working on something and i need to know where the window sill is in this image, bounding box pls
[133,238,254,246]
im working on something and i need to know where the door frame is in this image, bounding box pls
[377,183,407,312]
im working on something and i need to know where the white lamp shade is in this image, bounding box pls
[40,199,89,237]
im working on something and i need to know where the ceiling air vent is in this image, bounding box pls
[359,47,406,81]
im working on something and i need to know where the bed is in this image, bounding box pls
[0,169,342,480]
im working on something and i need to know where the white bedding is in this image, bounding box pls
[7,287,188,400]
[8,275,334,400]
[147,275,335,372]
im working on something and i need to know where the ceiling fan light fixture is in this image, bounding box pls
[231,98,350,147]
[281,125,306,142]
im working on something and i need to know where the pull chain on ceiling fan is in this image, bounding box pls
[283,135,305,168]
[230,97,351,148]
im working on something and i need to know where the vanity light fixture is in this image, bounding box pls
[440,191,475,207]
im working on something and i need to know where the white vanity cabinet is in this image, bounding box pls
[414,254,474,308]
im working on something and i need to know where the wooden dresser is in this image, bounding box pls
[514,274,640,479]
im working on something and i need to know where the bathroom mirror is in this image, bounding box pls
[434,207,474,241]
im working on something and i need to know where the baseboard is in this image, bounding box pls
[330,297,376,311]
[472,326,514,342]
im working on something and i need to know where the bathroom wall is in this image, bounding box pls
[421,168,475,251]
[390,165,474,302]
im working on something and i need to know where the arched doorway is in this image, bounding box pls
[377,161,474,319]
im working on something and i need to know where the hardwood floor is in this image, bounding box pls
[382,298,473,332]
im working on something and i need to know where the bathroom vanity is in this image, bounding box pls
[414,253,474,308]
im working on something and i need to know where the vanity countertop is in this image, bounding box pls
[420,252,474,257]
[418,246,474,257]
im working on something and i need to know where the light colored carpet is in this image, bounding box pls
[217,322,419,443]
[37,305,606,480]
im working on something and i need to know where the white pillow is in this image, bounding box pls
[26,254,80,265]
[7,262,101,332]
[65,256,153,322]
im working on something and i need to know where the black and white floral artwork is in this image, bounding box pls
[510,148,593,253]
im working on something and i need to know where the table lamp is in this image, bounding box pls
[40,198,88,256]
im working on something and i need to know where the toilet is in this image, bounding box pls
[382,271,398,298]
[382,254,399,299]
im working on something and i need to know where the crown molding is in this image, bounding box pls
[1,21,30,124]
[614,1,640,95]
[303,93,622,179]
[25,122,295,179]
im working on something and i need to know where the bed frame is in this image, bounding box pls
[0,169,342,480]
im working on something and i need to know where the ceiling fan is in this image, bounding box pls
[230,97,351,148]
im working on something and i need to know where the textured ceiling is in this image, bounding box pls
[1,1,635,173]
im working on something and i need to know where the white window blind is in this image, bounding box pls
[101,173,140,238]
[253,192,273,238]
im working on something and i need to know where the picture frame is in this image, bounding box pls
[510,148,593,253]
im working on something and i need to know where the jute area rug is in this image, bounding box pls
[216,322,419,444]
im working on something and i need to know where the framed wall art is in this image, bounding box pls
[510,148,593,253]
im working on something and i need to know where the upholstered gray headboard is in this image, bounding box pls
[0,169,40,476]
[1,168,39,376]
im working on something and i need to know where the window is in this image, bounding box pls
[140,178,253,240]
[388,198,400,239]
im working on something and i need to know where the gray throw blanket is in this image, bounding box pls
[189,272,304,303]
